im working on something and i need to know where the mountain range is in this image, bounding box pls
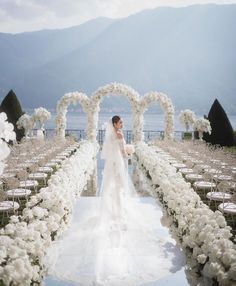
[0,4,236,114]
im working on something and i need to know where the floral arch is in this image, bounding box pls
[55,83,174,142]
[140,92,174,140]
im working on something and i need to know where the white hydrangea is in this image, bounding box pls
[0,112,16,142]
[135,142,236,284]
[0,112,16,175]
[0,140,97,285]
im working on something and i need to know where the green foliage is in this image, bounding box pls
[203,99,234,147]
[0,89,25,141]
[226,146,236,154]
[183,132,192,140]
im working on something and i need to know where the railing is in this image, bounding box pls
[33,129,187,143]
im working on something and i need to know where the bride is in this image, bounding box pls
[45,115,184,286]
[99,115,136,230]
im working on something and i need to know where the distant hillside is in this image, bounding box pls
[0,4,236,114]
[0,17,115,96]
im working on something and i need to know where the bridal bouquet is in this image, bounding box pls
[125,144,135,155]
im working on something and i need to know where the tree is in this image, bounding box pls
[0,90,25,141]
[203,99,234,146]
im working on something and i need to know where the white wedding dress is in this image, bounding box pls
[45,120,184,285]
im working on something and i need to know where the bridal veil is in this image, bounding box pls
[44,119,183,286]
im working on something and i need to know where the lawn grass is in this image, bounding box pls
[225,145,236,154]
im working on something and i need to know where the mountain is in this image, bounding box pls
[0,17,115,94]
[0,4,236,114]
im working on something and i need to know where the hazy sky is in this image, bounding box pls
[0,0,236,33]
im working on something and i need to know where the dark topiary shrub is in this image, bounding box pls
[194,130,199,140]
[203,99,234,147]
[0,90,24,141]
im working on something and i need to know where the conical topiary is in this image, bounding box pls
[0,90,24,141]
[203,99,234,146]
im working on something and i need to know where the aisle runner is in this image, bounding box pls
[44,196,186,286]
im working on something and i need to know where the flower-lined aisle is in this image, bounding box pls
[151,139,236,231]
[135,142,236,285]
[0,140,97,285]
[0,136,79,227]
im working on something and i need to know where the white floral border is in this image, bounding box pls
[0,112,16,175]
[135,142,236,285]
[55,82,175,142]
[0,140,98,285]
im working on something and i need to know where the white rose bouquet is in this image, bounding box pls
[125,144,135,155]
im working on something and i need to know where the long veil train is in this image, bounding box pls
[45,120,184,286]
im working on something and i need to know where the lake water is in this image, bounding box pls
[44,112,236,131]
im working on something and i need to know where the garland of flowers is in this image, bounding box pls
[0,112,16,175]
[0,140,98,285]
[135,142,236,285]
[55,92,90,137]
[140,92,174,140]
[90,82,141,141]
[55,82,175,142]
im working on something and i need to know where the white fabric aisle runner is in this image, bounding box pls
[45,196,185,286]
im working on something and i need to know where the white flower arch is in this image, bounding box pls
[140,92,175,140]
[55,92,90,137]
[55,83,174,142]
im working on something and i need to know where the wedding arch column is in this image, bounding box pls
[55,92,90,137]
[55,91,98,196]
[133,109,144,142]
[140,92,174,140]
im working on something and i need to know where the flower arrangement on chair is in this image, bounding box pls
[32,107,51,130]
[32,107,51,138]
[179,109,197,132]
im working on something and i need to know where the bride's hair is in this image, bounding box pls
[112,115,121,125]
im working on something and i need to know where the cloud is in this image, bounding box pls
[0,0,236,33]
